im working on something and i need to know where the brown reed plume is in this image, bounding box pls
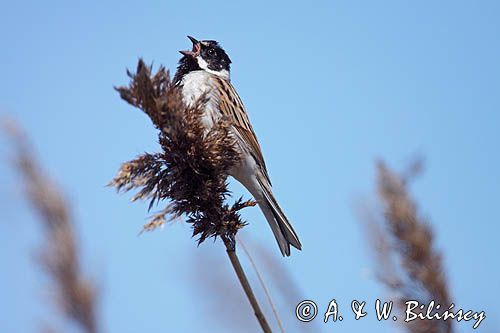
[361,160,452,333]
[2,120,99,333]
[110,59,271,332]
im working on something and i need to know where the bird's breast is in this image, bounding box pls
[180,71,220,128]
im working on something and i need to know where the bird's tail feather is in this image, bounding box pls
[257,179,302,256]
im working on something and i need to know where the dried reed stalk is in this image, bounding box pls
[3,120,98,333]
[225,239,272,332]
[110,60,271,332]
[362,160,452,333]
[244,238,321,333]
[238,237,285,333]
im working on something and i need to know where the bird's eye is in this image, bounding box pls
[207,48,217,57]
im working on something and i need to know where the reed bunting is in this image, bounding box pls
[173,36,301,256]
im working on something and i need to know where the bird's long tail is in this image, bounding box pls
[256,178,302,256]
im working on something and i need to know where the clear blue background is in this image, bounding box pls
[1,1,499,332]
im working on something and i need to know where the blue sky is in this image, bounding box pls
[1,1,499,332]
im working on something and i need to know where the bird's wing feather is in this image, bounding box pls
[214,77,271,185]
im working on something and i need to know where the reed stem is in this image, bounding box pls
[223,239,272,333]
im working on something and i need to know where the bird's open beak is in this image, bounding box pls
[179,35,201,57]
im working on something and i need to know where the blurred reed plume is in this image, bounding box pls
[110,59,271,332]
[2,120,99,333]
[361,160,452,333]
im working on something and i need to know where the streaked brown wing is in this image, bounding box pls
[214,77,271,184]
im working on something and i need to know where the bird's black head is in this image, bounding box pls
[197,39,232,73]
[176,36,232,80]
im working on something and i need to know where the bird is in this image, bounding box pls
[173,36,301,256]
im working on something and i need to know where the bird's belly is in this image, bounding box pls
[229,148,259,192]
